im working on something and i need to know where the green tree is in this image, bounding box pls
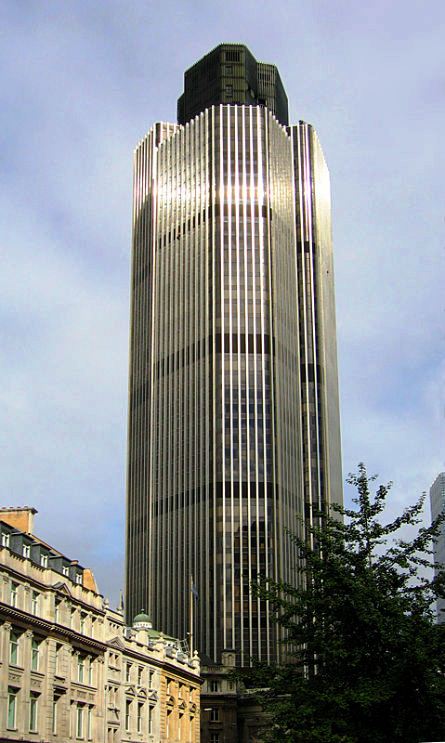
[242,464,445,743]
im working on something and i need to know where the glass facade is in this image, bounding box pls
[290,123,343,535]
[126,47,342,668]
[430,473,445,622]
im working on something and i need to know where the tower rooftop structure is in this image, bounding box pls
[177,43,289,126]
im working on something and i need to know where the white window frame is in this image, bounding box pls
[29,692,39,732]
[9,630,19,665]
[125,699,131,731]
[78,655,85,683]
[76,704,84,739]
[87,706,93,740]
[31,590,39,615]
[10,581,18,608]
[7,687,17,730]
[137,701,143,733]
[31,637,40,671]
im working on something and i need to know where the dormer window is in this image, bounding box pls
[40,554,48,568]
[75,573,82,585]
[62,566,69,577]
[2,533,10,548]
[23,544,30,558]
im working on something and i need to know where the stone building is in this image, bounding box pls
[200,652,265,743]
[0,507,200,743]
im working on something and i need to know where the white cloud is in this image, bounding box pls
[1,0,444,606]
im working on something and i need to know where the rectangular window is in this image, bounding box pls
[76,573,82,585]
[55,599,61,623]
[10,581,18,607]
[210,680,220,692]
[148,705,153,734]
[23,543,30,558]
[137,666,143,685]
[52,696,59,734]
[210,734,220,743]
[126,662,131,682]
[87,658,93,686]
[76,704,84,738]
[55,643,63,674]
[80,612,86,634]
[31,637,40,671]
[29,692,39,732]
[87,706,92,740]
[78,655,85,683]
[31,590,39,615]
[137,702,143,733]
[9,630,19,665]
[210,708,219,721]
[2,532,10,547]
[62,565,69,577]
[7,687,17,729]
[125,699,131,731]
[40,553,48,567]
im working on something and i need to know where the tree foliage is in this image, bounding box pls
[242,464,445,743]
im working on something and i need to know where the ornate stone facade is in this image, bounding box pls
[0,507,200,742]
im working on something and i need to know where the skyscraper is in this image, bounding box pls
[126,43,342,666]
[430,472,445,622]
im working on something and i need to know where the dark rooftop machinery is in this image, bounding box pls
[177,43,289,126]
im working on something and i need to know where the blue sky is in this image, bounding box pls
[1,0,444,606]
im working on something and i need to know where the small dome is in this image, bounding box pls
[133,609,152,628]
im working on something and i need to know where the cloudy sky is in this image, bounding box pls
[1,0,444,605]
